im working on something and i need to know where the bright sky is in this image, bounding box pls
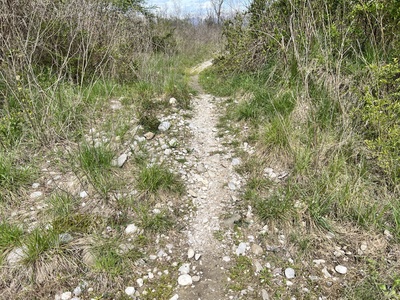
[146,0,248,18]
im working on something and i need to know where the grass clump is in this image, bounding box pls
[76,143,118,199]
[0,222,23,257]
[0,152,36,202]
[22,227,60,265]
[78,143,114,174]
[134,205,174,233]
[136,164,184,195]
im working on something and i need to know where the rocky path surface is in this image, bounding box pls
[175,62,243,299]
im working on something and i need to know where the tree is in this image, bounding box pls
[211,0,224,24]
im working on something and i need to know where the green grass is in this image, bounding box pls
[22,227,59,265]
[78,143,114,174]
[47,193,76,218]
[0,151,36,202]
[0,222,23,254]
[136,164,184,194]
[228,256,254,291]
[134,205,174,233]
[139,114,161,132]
[76,143,117,198]
[92,238,143,276]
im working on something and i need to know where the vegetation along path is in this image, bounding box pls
[2,0,400,299]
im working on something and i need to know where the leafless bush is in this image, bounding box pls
[0,0,152,145]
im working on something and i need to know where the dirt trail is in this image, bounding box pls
[177,61,240,299]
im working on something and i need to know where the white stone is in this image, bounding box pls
[125,286,135,296]
[228,182,236,190]
[335,265,348,274]
[262,289,270,300]
[313,259,326,265]
[360,243,367,251]
[79,191,88,198]
[32,183,40,189]
[187,248,195,259]
[125,224,138,235]
[136,278,144,287]
[73,286,82,296]
[223,256,231,262]
[169,294,179,300]
[158,121,171,132]
[322,267,332,278]
[169,138,178,147]
[114,153,128,167]
[285,268,295,279]
[178,274,192,286]
[6,247,25,266]
[164,149,172,155]
[179,263,190,274]
[169,98,177,105]
[254,260,263,272]
[251,244,263,255]
[236,242,247,255]
[192,275,201,282]
[195,253,201,261]
[30,191,43,199]
[59,233,73,244]
[61,292,72,300]
[232,158,241,166]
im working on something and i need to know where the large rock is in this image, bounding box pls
[178,274,192,286]
[6,247,25,266]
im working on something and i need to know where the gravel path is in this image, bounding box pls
[177,62,242,299]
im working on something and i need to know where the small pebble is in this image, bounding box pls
[125,286,135,296]
[335,265,348,274]
[285,268,295,279]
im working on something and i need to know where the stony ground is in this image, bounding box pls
[3,61,398,300]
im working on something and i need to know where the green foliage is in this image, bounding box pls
[139,114,161,132]
[0,222,23,254]
[136,164,184,194]
[134,205,174,233]
[360,59,400,185]
[254,188,295,223]
[23,228,59,264]
[78,143,114,174]
[76,143,118,199]
[0,151,36,201]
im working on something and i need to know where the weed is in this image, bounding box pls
[52,213,98,234]
[263,116,292,151]
[78,143,114,175]
[254,189,295,223]
[22,228,59,265]
[139,114,161,132]
[93,243,124,275]
[76,143,117,198]
[134,205,174,233]
[136,164,184,195]
[142,274,174,300]
[46,193,77,219]
[0,222,23,253]
[229,256,254,291]
[0,152,36,201]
